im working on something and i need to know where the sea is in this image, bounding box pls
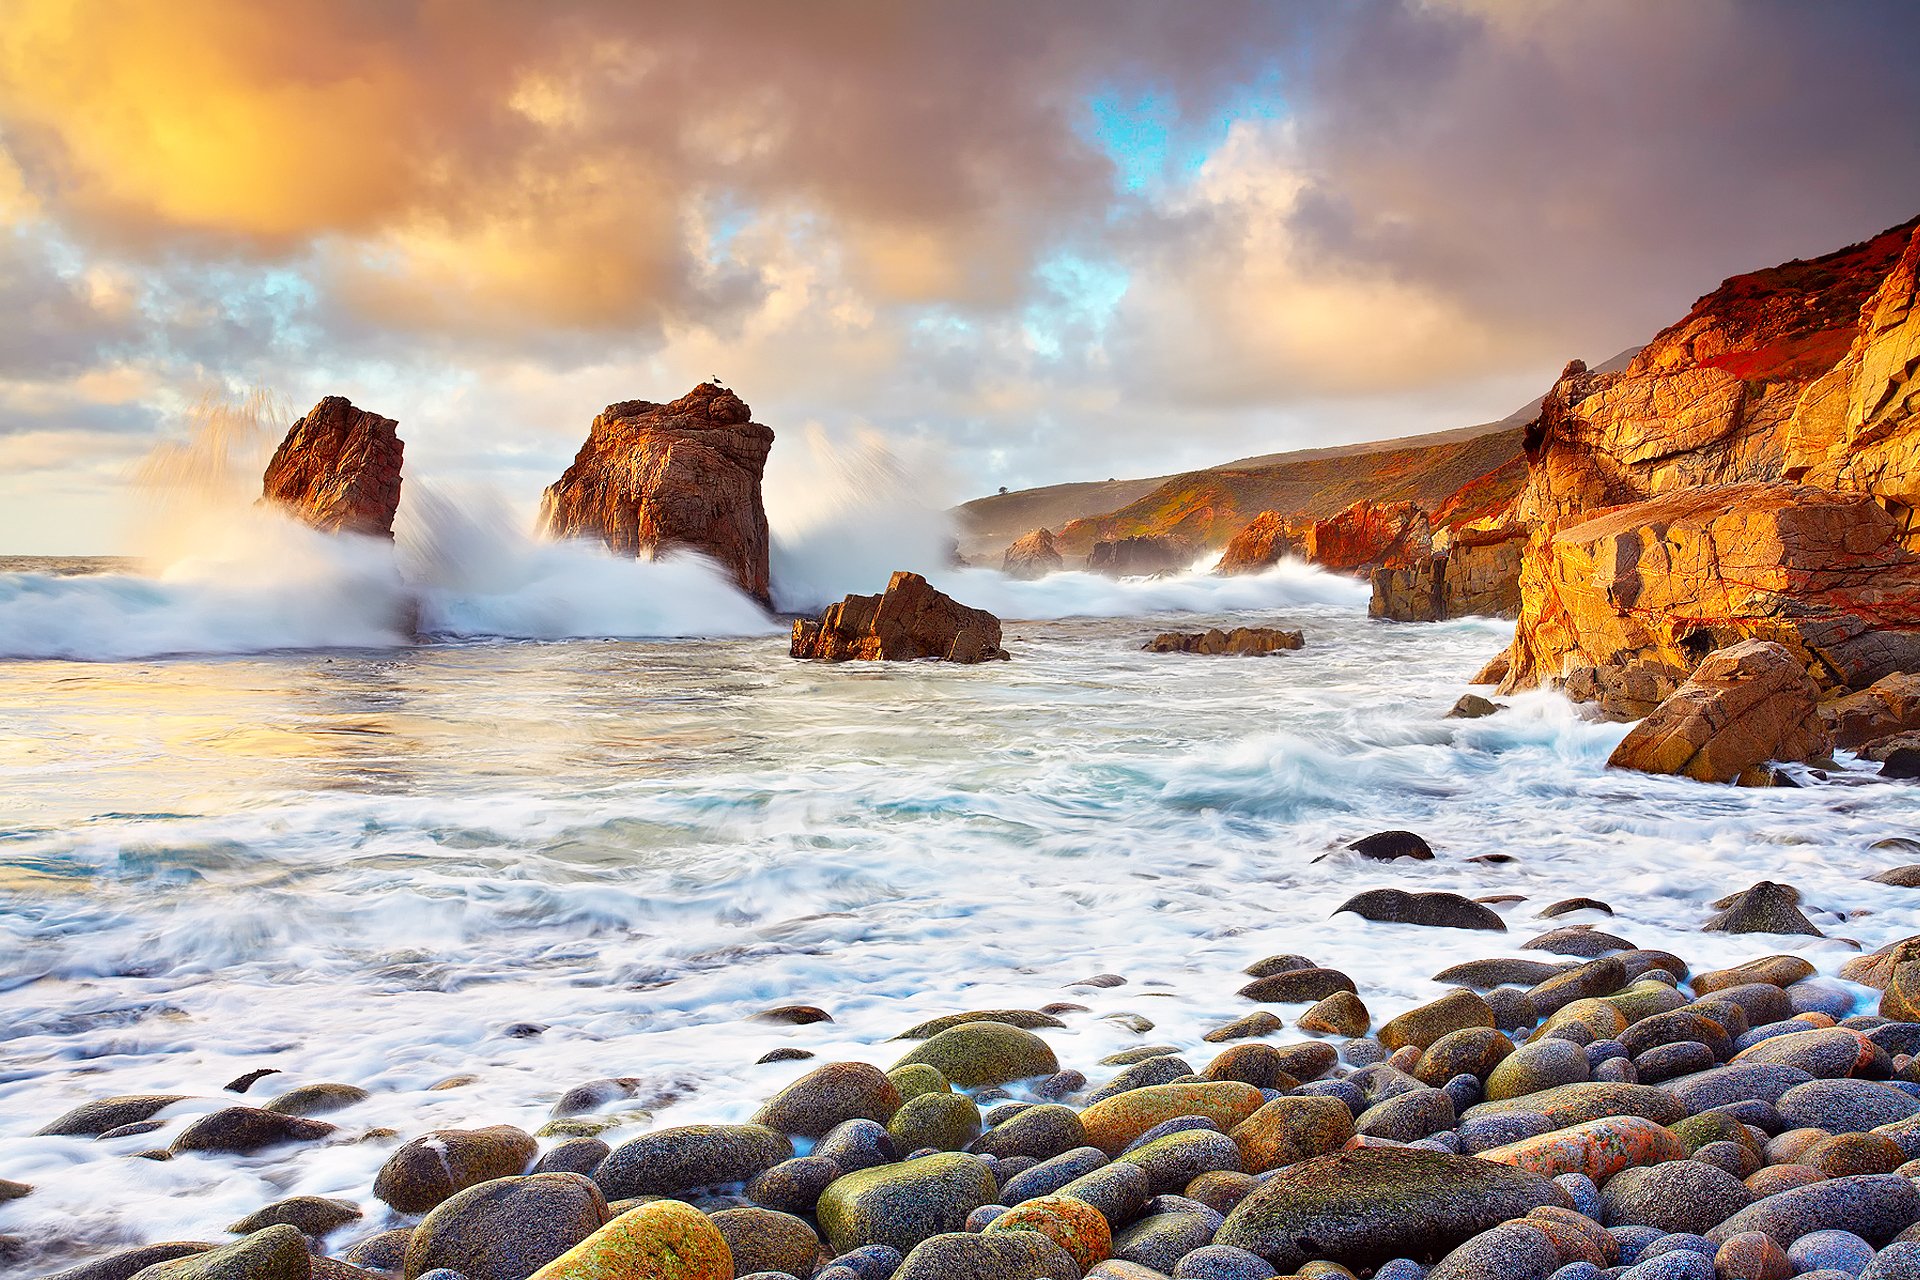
[1,495,1918,1271]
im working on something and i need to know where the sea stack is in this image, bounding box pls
[540,383,776,606]
[792,571,1008,663]
[261,396,404,538]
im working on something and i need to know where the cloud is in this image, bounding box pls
[0,0,1918,552]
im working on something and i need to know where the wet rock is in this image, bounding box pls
[1698,956,1819,993]
[1463,1082,1688,1128]
[128,1226,310,1280]
[813,1119,900,1173]
[982,1193,1112,1270]
[1705,882,1823,936]
[1205,1011,1285,1042]
[594,1124,792,1200]
[891,1230,1080,1280]
[1607,641,1832,783]
[1173,1243,1280,1277]
[1356,1088,1455,1142]
[1001,1146,1110,1204]
[1116,1129,1245,1194]
[1804,1132,1908,1176]
[1299,991,1371,1037]
[343,1230,412,1274]
[263,1083,370,1118]
[793,572,1008,663]
[753,1062,903,1138]
[1528,958,1628,1017]
[168,1107,335,1156]
[888,1091,980,1152]
[1541,898,1614,918]
[1088,1055,1194,1103]
[1476,1114,1686,1183]
[1449,695,1501,720]
[532,1138,610,1179]
[1145,627,1305,656]
[405,1173,608,1280]
[1487,1040,1591,1101]
[37,1095,187,1137]
[374,1126,540,1214]
[817,1152,998,1255]
[1777,1079,1920,1132]
[0,1179,31,1202]
[710,1207,820,1277]
[1056,1163,1154,1229]
[1214,1147,1571,1271]
[1243,954,1316,978]
[1433,959,1572,989]
[1348,831,1434,861]
[1655,1064,1814,1112]
[1336,889,1507,931]
[890,1021,1060,1087]
[1706,1174,1920,1247]
[1733,1028,1871,1077]
[1429,1221,1559,1280]
[1237,968,1357,1004]
[746,1154,842,1215]
[1882,963,1920,1022]
[40,1244,213,1280]
[1112,1209,1222,1273]
[1713,1230,1792,1280]
[1601,1160,1755,1235]
[228,1196,362,1238]
[1523,928,1637,957]
[1414,1028,1515,1085]
[970,1103,1084,1162]
[527,1199,731,1280]
[1199,1045,1298,1091]
[1787,1228,1876,1275]
[1080,1083,1266,1156]
[1379,990,1497,1052]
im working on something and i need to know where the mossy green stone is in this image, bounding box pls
[888,1063,950,1102]
[893,1010,1067,1039]
[889,1020,1059,1087]
[817,1151,997,1254]
[888,1091,981,1152]
[1601,980,1690,1024]
[127,1225,311,1280]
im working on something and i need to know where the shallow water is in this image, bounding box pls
[2,558,1919,1271]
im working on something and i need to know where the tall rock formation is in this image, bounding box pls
[1002,528,1063,580]
[1216,510,1309,575]
[539,383,775,606]
[1492,216,1920,708]
[261,396,404,538]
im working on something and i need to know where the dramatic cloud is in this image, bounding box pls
[0,0,1916,552]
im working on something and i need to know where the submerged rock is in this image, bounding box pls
[1335,888,1507,931]
[792,571,1008,663]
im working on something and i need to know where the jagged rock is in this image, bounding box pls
[1449,694,1500,719]
[1305,499,1432,575]
[1141,628,1303,656]
[539,383,775,605]
[1607,640,1832,783]
[1371,525,1525,622]
[261,396,403,538]
[791,572,1008,663]
[1002,529,1064,580]
[1217,511,1309,575]
[1824,673,1920,749]
[1089,535,1191,577]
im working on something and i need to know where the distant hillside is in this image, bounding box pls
[955,348,1637,563]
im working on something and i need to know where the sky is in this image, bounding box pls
[2,0,1919,553]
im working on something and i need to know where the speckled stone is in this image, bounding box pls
[1200,1045,1300,1091]
[887,1090,980,1152]
[1618,1249,1716,1280]
[1462,1082,1686,1128]
[375,1126,541,1214]
[972,1102,1085,1163]
[1427,1221,1559,1280]
[595,1124,793,1200]
[1116,1129,1244,1195]
[1238,968,1358,1004]
[983,1193,1112,1270]
[1112,1210,1222,1273]
[817,1152,997,1255]
[35,1094,188,1137]
[1355,1087,1455,1143]
[227,1195,362,1238]
[1080,1083,1265,1156]
[1861,1240,1920,1280]
[1055,1163,1152,1229]
[1459,1111,1555,1154]
[1379,991,1497,1053]
[121,1227,308,1280]
[1712,1229,1792,1280]
[1229,1094,1355,1173]
[167,1107,336,1157]
[1414,1028,1514,1086]
[1662,1064,1813,1112]
[1599,1160,1755,1235]
[1476,1115,1686,1183]
[747,1155,842,1216]
[1779,1080,1920,1133]
[1787,1228,1875,1275]
[1172,1243,1279,1277]
[890,1022,1060,1088]
[1487,1041,1590,1101]
[1706,1174,1920,1247]
[1213,1147,1571,1271]
[1300,991,1372,1037]
[753,1062,903,1138]
[999,1146,1109,1205]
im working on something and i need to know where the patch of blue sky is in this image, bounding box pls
[1022,253,1129,359]
[1083,64,1287,194]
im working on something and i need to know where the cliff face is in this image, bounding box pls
[539,383,775,606]
[1499,217,1920,704]
[261,396,404,538]
[1515,218,1920,528]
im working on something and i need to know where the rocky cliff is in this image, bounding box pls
[261,396,404,538]
[539,383,775,606]
[1495,217,1920,710]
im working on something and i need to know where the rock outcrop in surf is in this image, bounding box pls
[540,383,776,606]
[791,571,1008,663]
[261,396,404,539]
